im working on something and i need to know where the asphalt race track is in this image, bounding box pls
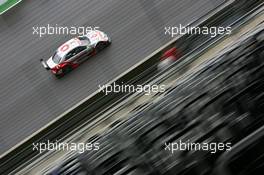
[0,0,224,154]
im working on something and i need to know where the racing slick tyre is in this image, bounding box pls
[55,66,72,79]
[55,74,63,79]
[63,65,73,74]
[96,41,110,52]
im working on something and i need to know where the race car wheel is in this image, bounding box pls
[55,74,63,79]
[96,42,108,52]
[63,65,72,74]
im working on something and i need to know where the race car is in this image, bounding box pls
[157,47,181,70]
[40,30,111,78]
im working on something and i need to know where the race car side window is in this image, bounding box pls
[65,46,86,60]
[86,46,93,54]
[65,50,76,60]
[75,46,86,53]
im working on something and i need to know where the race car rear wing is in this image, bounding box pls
[40,59,50,70]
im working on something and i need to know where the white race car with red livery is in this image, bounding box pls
[40,30,111,78]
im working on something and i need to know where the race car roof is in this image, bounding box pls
[57,38,82,57]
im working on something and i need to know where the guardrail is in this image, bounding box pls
[1,0,263,174]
